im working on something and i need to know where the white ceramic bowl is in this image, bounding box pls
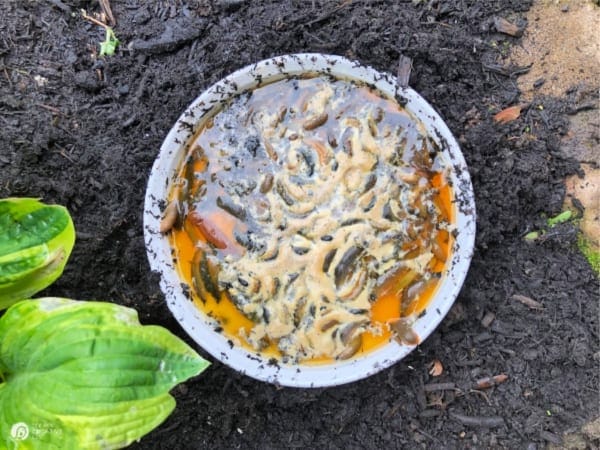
[144,54,476,388]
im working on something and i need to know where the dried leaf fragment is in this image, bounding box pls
[428,359,444,377]
[493,17,523,37]
[493,104,525,124]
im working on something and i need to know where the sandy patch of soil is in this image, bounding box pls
[510,0,599,100]
[566,165,600,248]
[511,1,599,252]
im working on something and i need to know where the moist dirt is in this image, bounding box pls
[1,1,598,449]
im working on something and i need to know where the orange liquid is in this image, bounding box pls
[169,179,453,361]
[168,76,455,362]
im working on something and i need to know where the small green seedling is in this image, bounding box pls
[524,230,541,241]
[524,210,574,242]
[547,210,572,227]
[99,27,119,57]
[0,198,75,310]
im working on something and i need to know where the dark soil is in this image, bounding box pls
[1,1,598,449]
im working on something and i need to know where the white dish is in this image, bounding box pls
[143,54,476,388]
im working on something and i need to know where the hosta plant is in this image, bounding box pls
[0,198,75,310]
[0,298,210,449]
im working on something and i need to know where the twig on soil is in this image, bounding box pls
[2,66,12,89]
[449,412,505,428]
[419,21,452,28]
[37,103,66,116]
[423,382,456,392]
[99,0,116,27]
[468,388,491,405]
[54,146,75,163]
[509,65,532,77]
[81,10,109,29]
[482,62,532,78]
[414,427,441,444]
[511,294,543,310]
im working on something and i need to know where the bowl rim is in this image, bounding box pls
[143,53,476,388]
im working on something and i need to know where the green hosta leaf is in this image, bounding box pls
[0,298,210,449]
[0,198,76,309]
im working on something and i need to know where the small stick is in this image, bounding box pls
[414,427,440,444]
[474,374,509,390]
[56,147,75,163]
[99,0,116,27]
[37,103,66,116]
[423,382,456,392]
[511,294,543,310]
[3,67,12,89]
[81,10,109,29]
[449,412,505,428]
[468,389,491,406]
[419,21,452,28]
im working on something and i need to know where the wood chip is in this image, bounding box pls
[474,374,508,390]
[493,17,523,37]
[511,294,544,310]
[481,311,496,328]
[428,359,444,377]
